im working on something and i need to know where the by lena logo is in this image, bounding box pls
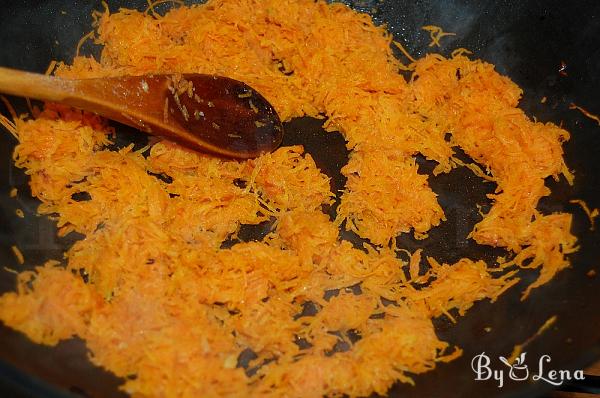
[471,352,585,388]
[498,352,529,381]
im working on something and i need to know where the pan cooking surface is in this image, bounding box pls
[0,1,599,397]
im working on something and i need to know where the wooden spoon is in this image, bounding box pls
[0,67,283,158]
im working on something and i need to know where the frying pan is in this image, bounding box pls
[0,0,599,397]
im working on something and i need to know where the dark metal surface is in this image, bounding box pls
[0,1,599,397]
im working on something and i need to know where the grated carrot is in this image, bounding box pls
[3,266,18,275]
[506,316,557,364]
[392,40,417,66]
[422,25,456,47]
[569,102,600,126]
[0,95,18,124]
[0,1,577,397]
[44,60,57,76]
[570,199,599,230]
[451,47,472,57]
[145,0,184,16]
[75,30,95,57]
[10,245,24,265]
[587,269,596,277]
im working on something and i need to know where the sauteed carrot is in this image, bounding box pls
[0,0,576,396]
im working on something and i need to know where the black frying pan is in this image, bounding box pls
[0,1,599,397]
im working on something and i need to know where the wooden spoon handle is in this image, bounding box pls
[0,66,77,102]
[0,67,152,131]
[0,67,284,158]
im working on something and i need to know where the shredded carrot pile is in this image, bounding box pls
[0,1,577,397]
